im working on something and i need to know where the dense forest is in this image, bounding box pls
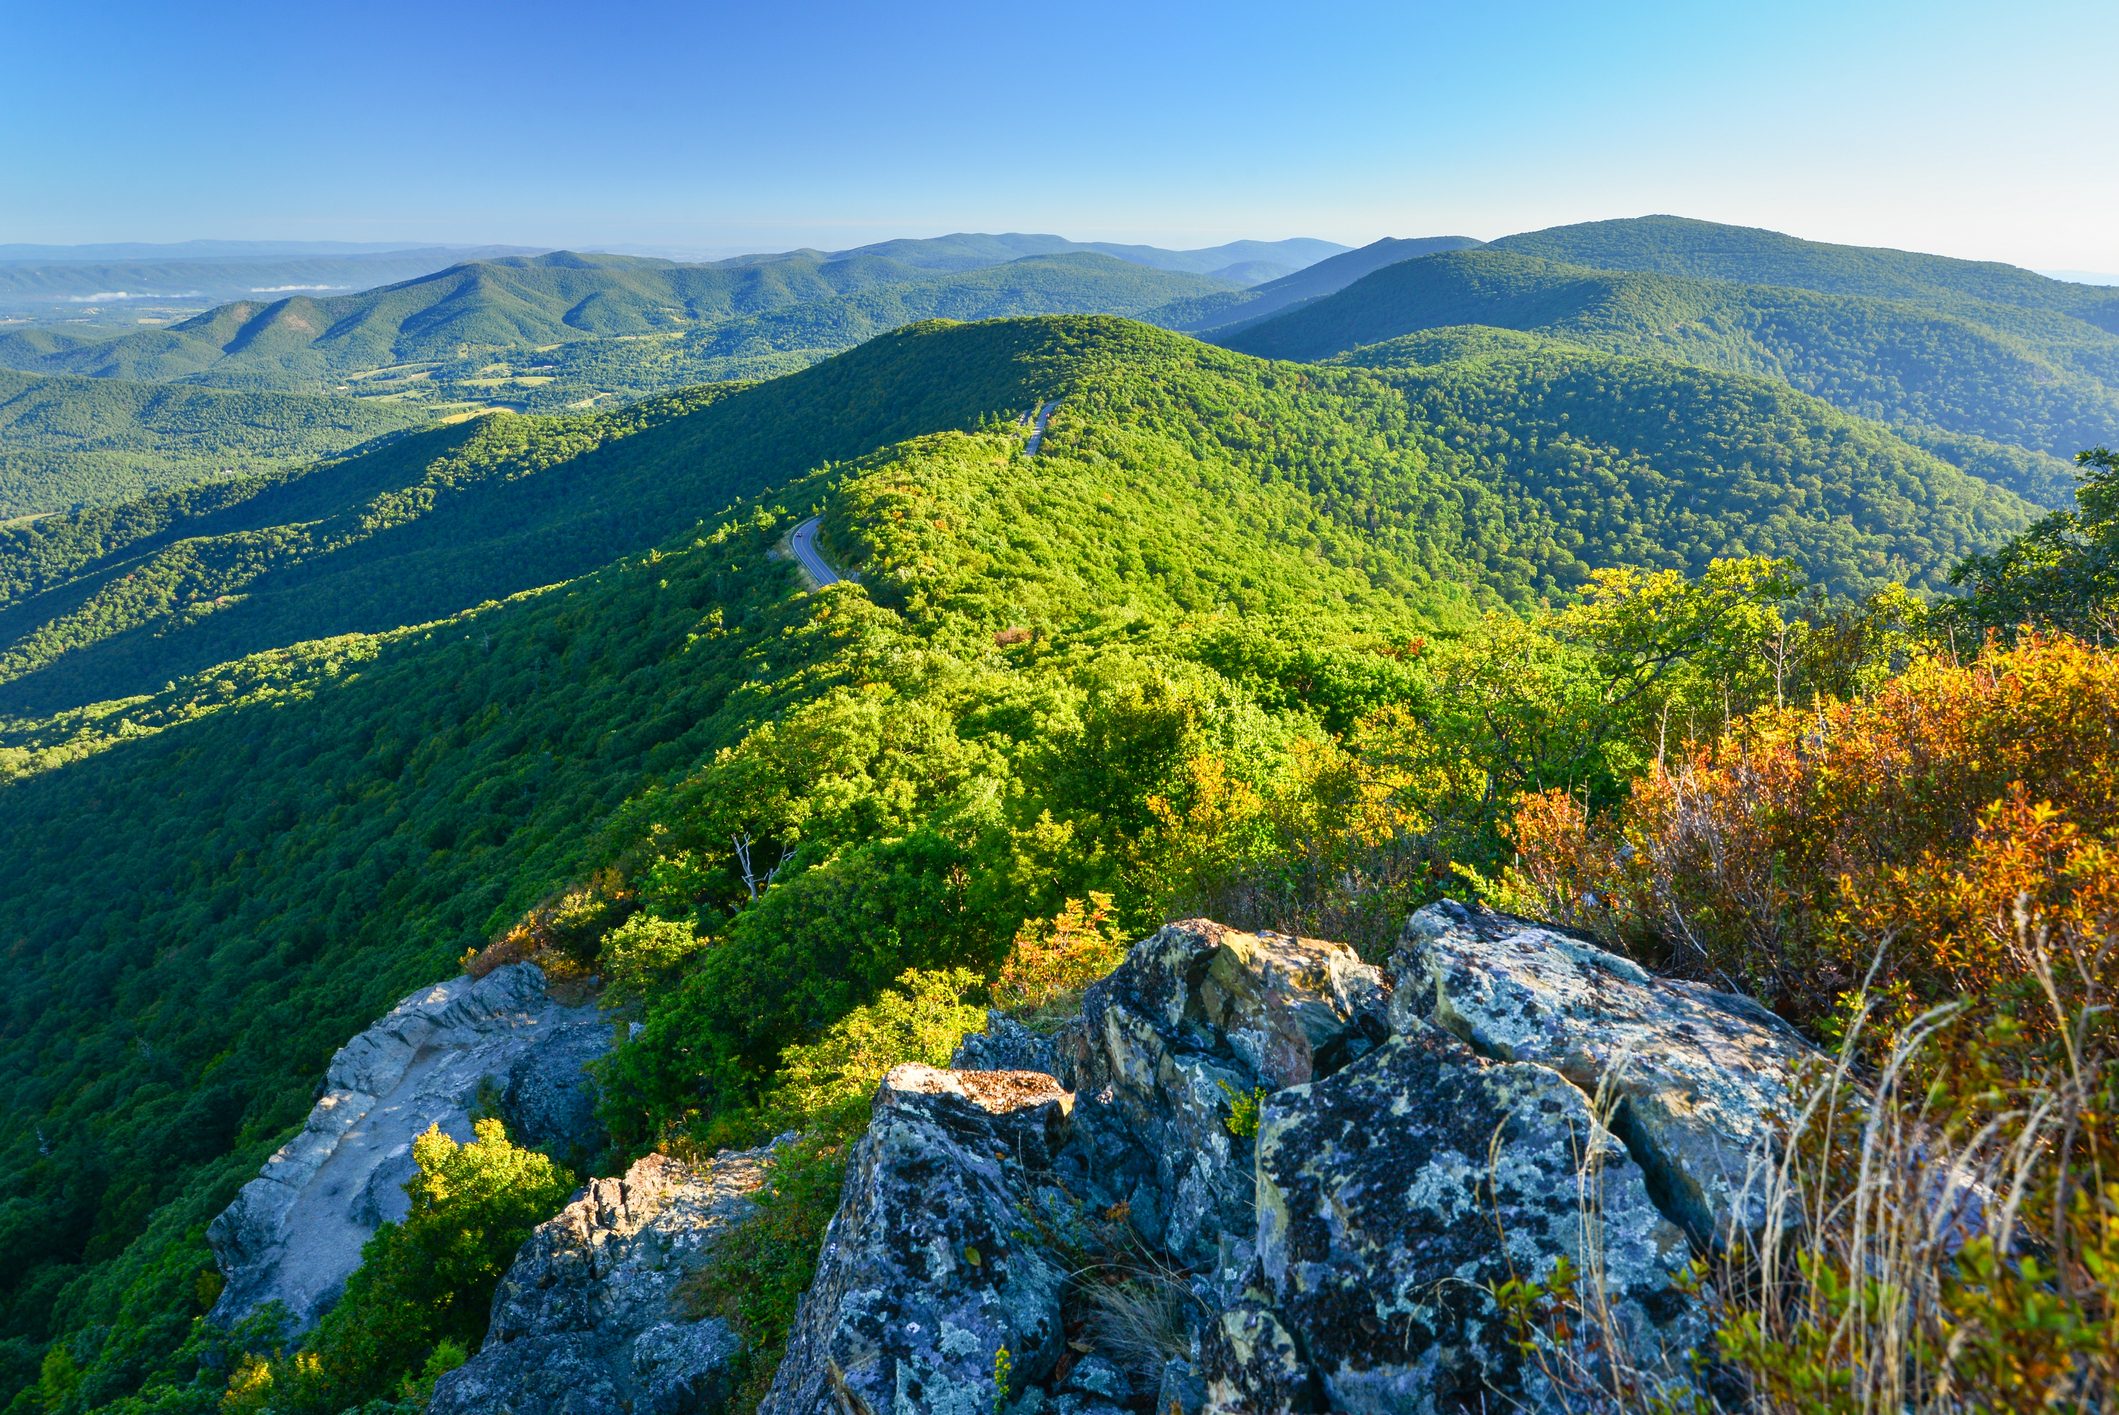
[1223,242,2119,495]
[0,370,427,519]
[0,319,2033,722]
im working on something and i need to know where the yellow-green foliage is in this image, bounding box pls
[220,1119,572,1415]
[759,967,986,1139]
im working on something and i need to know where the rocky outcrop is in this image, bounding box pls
[207,963,610,1331]
[1248,1024,1697,1412]
[1394,901,1814,1243]
[760,1067,1075,1415]
[763,907,1816,1413]
[430,1147,775,1415]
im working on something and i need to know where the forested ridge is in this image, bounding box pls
[0,318,2033,724]
[0,369,427,520]
[1224,237,2119,497]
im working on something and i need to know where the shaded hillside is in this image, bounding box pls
[0,369,427,519]
[1152,234,1485,332]
[0,317,2036,723]
[1223,248,2119,490]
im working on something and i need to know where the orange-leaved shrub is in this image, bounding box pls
[993,892,1128,1019]
[1503,632,2119,1041]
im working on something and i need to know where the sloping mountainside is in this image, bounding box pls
[1491,214,2119,333]
[1222,247,2119,500]
[0,251,1238,393]
[819,232,1346,281]
[0,314,2043,1410]
[0,368,427,520]
[0,318,2033,720]
[1152,234,1487,333]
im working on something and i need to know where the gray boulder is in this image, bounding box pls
[1241,1021,1698,1413]
[206,963,610,1331]
[764,907,1812,1412]
[760,1066,1074,1415]
[1394,900,1817,1242]
[429,1147,772,1415]
[1052,921,1387,1269]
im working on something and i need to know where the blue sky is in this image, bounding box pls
[2,0,2113,269]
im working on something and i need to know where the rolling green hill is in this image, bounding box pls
[0,251,1239,393]
[1491,215,2119,330]
[1221,247,2119,499]
[0,369,428,520]
[1151,234,1486,333]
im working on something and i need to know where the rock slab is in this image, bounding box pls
[207,962,610,1330]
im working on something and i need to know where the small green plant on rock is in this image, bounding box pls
[1217,1079,1266,1139]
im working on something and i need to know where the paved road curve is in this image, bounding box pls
[1024,400,1057,455]
[789,515,853,587]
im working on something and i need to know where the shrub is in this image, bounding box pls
[1504,633,2119,1037]
[992,893,1128,1021]
[598,912,708,1007]
[1501,632,2119,1407]
[758,967,986,1138]
[221,1119,574,1413]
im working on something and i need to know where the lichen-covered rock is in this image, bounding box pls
[950,1010,1059,1075]
[207,963,609,1330]
[767,905,1813,1412]
[1239,1022,1698,1413]
[1053,921,1385,1268]
[760,1065,1074,1415]
[1199,1304,1322,1413]
[1394,900,1817,1241]
[428,1147,771,1415]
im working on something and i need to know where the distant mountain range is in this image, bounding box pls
[0,244,541,321]
[1,217,2111,524]
[1218,219,2119,505]
[0,248,1236,389]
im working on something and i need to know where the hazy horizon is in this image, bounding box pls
[3,0,2112,273]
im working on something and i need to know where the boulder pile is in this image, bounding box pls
[453,905,1813,1412]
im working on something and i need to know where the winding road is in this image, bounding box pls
[789,515,850,587]
[1023,399,1057,454]
[789,400,1052,589]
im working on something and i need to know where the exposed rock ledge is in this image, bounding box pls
[765,903,1814,1414]
[430,1146,777,1415]
[457,905,1815,1413]
[207,962,609,1331]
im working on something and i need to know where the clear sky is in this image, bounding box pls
[2,0,2113,270]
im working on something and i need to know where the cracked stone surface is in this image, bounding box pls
[429,1147,773,1415]
[1392,900,1817,1242]
[736,909,1812,1411]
